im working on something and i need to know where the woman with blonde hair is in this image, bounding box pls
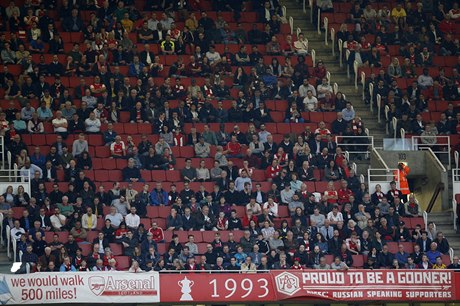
[388,57,402,78]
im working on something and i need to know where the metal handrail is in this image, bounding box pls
[376,94,382,123]
[324,17,329,45]
[384,105,390,135]
[6,225,11,259]
[331,27,335,56]
[455,151,459,168]
[282,5,287,17]
[449,248,454,262]
[296,27,302,38]
[360,174,365,183]
[422,210,428,231]
[335,135,374,155]
[369,82,374,112]
[326,71,331,83]
[333,82,338,95]
[360,71,366,101]
[0,136,4,170]
[338,39,343,67]
[345,49,350,78]
[392,117,398,139]
[317,8,321,34]
[309,0,314,22]
[289,16,294,35]
[311,49,316,67]
[0,212,3,246]
[452,198,457,231]
[353,60,359,89]
[411,136,451,170]
[371,147,390,171]
[303,0,307,13]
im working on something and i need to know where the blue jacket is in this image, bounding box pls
[150,189,169,206]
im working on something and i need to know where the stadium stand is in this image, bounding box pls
[0,0,455,273]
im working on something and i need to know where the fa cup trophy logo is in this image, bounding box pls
[178,276,194,301]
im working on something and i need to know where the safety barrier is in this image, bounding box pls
[411,136,451,170]
[335,135,374,156]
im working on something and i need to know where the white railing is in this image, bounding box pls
[360,71,366,101]
[422,210,428,231]
[353,60,359,89]
[360,174,365,183]
[0,173,32,195]
[338,39,343,67]
[449,248,454,262]
[411,136,451,170]
[289,16,294,34]
[6,224,11,259]
[332,82,338,95]
[296,27,302,38]
[345,49,351,78]
[455,151,459,168]
[453,198,457,231]
[0,212,3,246]
[326,71,331,83]
[369,82,374,112]
[376,94,382,123]
[282,5,287,18]
[317,9,321,34]
[12,233,18,262]
[331,27,335,55]
[303,0,307,14]
[368,168,400,194]
[400,128,406,141]
[7,151,12,177]
[392,117,398,139]
[351,162,357,174]
[0,136,5,170]
[335,135,374,155]
[324,17,329,45]
[384,105,390,135]
[311,49,316,67]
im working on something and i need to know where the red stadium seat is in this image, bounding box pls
[352,255,364,268]
[115,256,130,270]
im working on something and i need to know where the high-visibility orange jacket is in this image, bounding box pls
[394,165,410,195]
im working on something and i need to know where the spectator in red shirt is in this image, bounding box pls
[265,159,281,181]
[148,220,164,243]
[226,135,242,158]
[337,180,354,205]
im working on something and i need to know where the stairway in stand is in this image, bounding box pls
[284,0,386,174]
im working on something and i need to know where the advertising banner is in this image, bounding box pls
[0,270,458,304]
[160,272,276,303]
[0,272,160,304]
[272,270,456,301]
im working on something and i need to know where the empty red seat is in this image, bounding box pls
[115,256,130,270]
[95,170,109,182]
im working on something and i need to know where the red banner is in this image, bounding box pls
[272,270,456,301]
[159,272,276,303]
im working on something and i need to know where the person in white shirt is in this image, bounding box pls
[10,220,25,241]
[125,207,140,230]
[326,205,344,226]
[52,111,68,135]
[85,112,101,133]
[20,161,43,180]
[316,78,333,99]
[105,206,124,228]
[205,45,221,66]
[50,207,66,231]
[298,79,316,97]
[303,90,318,111]
[294,33,308,55]
[81,207,97,231]
[72,133,89,158]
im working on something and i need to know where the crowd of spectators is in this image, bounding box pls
[0,0,456,273]
[322,0,460,139]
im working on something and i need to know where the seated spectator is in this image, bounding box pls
[122,158,143,182]
[84,112,101,134]
[110,136,126,158]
